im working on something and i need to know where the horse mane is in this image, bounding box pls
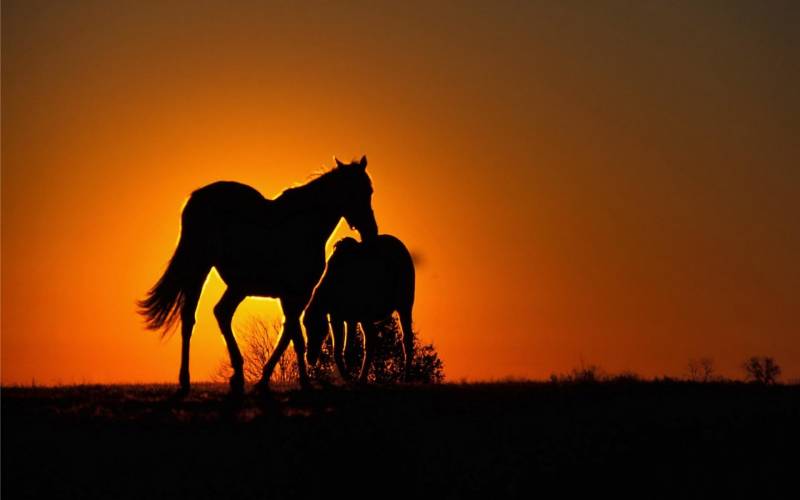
[274,160,368,212]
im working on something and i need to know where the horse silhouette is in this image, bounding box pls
[305,234,415,382]
[138,156,377,395]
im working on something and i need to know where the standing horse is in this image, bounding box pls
[304,235,415,383]
[138,156,377,395]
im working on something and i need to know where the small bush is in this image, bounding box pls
[607,371,642,383]
[742,356,781,385]
[550,363,606,384]
[314,316,444,384]
[213,318,297,386]
[687,357,716,382]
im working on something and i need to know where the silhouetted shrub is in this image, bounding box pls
[549,365,647,384]
[311,316,444,384]
[607,371,642,383]
[214,318,297,386]
[687,357,716,382]
[550,363,605,383]
[742,356,781,385]
[571,364,603,383]
[408,341,446,384]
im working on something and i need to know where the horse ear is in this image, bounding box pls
[359,155,367,169]
[335,157,344,168]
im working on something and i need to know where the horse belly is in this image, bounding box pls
[336,282,396,322]
[216,248,324,299]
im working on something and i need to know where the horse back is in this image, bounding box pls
[320,234,415,319]
[375,234,415,308]
[187,181,270,214]
[180,182,272,269]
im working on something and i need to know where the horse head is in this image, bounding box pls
[304,237,363,366]
[333,155,378,241]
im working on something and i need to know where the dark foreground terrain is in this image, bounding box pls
[3,382,798,498]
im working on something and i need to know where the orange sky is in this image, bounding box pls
[3,0,799,384]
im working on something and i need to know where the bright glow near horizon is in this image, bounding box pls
[2,0,799,384]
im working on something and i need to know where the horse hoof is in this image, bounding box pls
[171,386,190,400]
[251,380,271,396]
[229,380,245,396]
[224,391,244,406]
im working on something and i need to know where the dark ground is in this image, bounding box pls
[2,381,798,498]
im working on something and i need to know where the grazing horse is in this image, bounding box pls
[138,156,377,395]
[304,235,415,383]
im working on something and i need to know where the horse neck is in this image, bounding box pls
[313,209,345,246]
[276,186,344,246]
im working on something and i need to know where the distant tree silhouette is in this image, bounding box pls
[687,357,716,382]
[742,356,781,385]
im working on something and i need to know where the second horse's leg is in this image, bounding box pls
[399,308,415,382]
[288,311,311,390]
[331,318,350,382]
[358,322,377,384]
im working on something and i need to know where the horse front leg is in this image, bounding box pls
[259,298,311,390]
[331,318,350,382]
[178,326,191,397]
[177,281,203,397]
[288,314,311,389]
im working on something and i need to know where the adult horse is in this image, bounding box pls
[138,156,377,395]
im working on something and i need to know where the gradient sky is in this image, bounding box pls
[3,0,799,384]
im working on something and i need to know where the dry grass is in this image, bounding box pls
[3,381,799,498]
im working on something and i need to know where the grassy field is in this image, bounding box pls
[2,381,798,498]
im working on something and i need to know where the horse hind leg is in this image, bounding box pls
[331,319,350,382]
[214,288,246,395]
[259,297,311,390]
[286,300,312,389]
[281,297,314,388]
[177,275,206,396]
[398,308,415,382]
[259,325,292,390]
[359,321,377,384]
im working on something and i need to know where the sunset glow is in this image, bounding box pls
[2,0,798,384]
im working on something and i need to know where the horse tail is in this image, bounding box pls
[395,237,416,310]
[137,233,195,336]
